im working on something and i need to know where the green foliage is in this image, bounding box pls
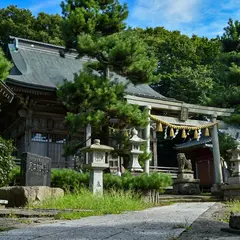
[0,5,63,46]
[228,200,240,213]
[0,136,16,187]
[30,189,152,219]
[142,28,220,103]
[51,169,172,192]
[77,30,159,84]
[220,18,240,52]
[157,65,214,104]
[208,21,240,124]
[51,169,89,192]
[61,0,128,48]
[58,69,148,140]
[103,172,172,191]
[9,166,21,185]
[0,48,12,80]
[219,133,238,162]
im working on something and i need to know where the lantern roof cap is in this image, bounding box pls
[80,139,114,152]
[129,128,146,144]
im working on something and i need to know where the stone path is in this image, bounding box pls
[0,202,215,240]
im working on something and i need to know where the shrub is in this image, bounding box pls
[51,169,89,192]
[103,172,172,192]
[9,166,21,186]
[52,169,172,193]
[0,136,16,187]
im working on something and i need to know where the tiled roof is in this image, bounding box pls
[7,37,167,100]
[175,136,212,150]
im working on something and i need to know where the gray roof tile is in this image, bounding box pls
[7,37,167,99]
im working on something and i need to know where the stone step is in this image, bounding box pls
[158,195,221,203]
[0,208,93,218]
[159,198,219,203]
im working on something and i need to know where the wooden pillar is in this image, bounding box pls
[211,115,223,184]
[85,124,92,164]
[152,128,158,167]
[144,106,151,174]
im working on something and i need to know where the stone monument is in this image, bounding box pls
[128,128,146,173]
[80,139,114,195]
[21,152,51,186]
[173,153,200,195]
[221,141,240,200]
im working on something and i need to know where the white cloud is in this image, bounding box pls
[29,0,61,13]
[129,0,240,38]
[131,0,201,29]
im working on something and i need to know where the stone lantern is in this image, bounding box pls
[221,141,240,200]
[128,128,146,173]
[80,139,114,195]
[228,142,240,184]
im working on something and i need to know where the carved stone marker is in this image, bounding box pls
[21,152,51,186]
[173,153,200,195]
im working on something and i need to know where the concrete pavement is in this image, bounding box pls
[0,202,215,240]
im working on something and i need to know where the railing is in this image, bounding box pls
[15,158,21,166]
[149,166,178,179]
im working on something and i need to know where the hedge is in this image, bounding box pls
[51,169,172,193]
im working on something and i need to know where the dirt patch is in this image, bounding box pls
[179,203,235,240]
[0,216,59,232]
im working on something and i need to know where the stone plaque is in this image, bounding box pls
[21,152,51,186]
[180,107,189,121]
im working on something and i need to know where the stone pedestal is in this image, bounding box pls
[173,171,200,195]
[221,184,240,200]
[128,156,143,172]
[211,184,223,197]
[221,142,240,200]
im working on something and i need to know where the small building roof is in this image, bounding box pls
[7,37,167,100]
[175,136,212,150]
[175,124,240,150]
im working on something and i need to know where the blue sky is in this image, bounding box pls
[0,0,239,38]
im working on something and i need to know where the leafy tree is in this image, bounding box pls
[0,5,35,45]
[33,12,64,45]
[0,5,63,46]
[142,29,220,103]
[0,48,12,80]
[208,19,240,124]
[156,65,214,104]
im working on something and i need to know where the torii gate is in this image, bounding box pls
[126,94,234,188]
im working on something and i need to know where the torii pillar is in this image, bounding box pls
[144,105,152,175]
[211,114,223,195]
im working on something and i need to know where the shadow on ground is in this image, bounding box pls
[0,219,196,240]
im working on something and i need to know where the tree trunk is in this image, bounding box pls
[104,65,110,80]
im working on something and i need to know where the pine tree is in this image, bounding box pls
[58,1,158,148]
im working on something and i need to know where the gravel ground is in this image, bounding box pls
[179,203,239,240]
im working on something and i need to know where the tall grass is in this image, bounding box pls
[227,200,240,213]
[30,189,153,219]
